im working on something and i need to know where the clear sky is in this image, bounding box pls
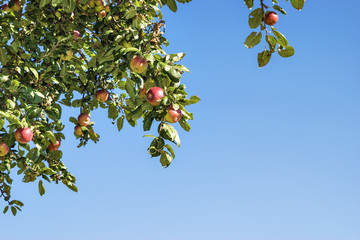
[1,1,360,239]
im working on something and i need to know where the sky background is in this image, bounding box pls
[1,1,360,239]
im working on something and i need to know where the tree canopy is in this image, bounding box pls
[0,0,305,215]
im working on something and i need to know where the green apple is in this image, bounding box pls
[0,142,9,157]
[130,55,148,74]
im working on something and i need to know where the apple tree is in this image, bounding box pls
[0,0,305,215]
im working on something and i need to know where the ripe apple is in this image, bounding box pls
[11,0,22,11]
[139,87,146,98]
[147,87,165,106]
[264,11,279,26]
[73,30,81,40]
[164,105,182,123]
[95,89,109,102]
[130,55,148,74]
[48,140,61,151]
[0,142,9,157]
[98,10,106,18]
[74,125,83,136]
[78,113,91,126]
[61,49,73,61]
[2,4,10,11]
[15,127,33,144]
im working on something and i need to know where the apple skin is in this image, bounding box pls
[146,87,165,106]
[164,105,182,123]
[48,140,61,151]
[264,11,279,26]
[98,10,106,18]
[78,113,91,126]
[73,30,81,40]
[15,127,33,144]
[130,55,148,74]
[74,125,83,136]
[95,89,109,102]
[0,142,9,157]
[2,4,10,11]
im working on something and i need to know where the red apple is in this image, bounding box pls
[139,87,146,98]
[95,89,109,102]
[147,87,165,106]
[11,0,22,11]
[73,30,81,40]
[164,105,182,123]
[48,140,61,151]
[130,55,148,74]
[98,10,106,18]
[264,11,279,26]
[2,4,10,11]
[78,113,91,126]
[0,142,9,157]
[15,127,33,144]
[74,125,83,136]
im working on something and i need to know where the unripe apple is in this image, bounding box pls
[164,105,182,123]
[48,140,61,151]
[130,55,148,74]
[74,125,83,136]
[2,4,10,12]
[15,127,33,144]
[98,10,106,18]
[78,113,91,126]
[0,142,9,157]
[61,49,73,61]
[95,89,109,102]
[147,87,165,106]
[73,30,81,40]
[264,11,279,26]
[11,0,22,11]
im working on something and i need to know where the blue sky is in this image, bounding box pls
[1,1,360,239]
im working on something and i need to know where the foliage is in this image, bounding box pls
[0,0,304,215]
[244,0,305,67]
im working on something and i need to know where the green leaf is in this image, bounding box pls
[167,0,178,12]
[117,116,124,131]
[273,5,287,15]
[3,206,9,214]
[179,119,191,132]
[248,8,263,29]
[125,78,136,100]
[244,0,254,9]
[290,0,305,10]
[258,50,272,68]
[273,30,289,47]
[160,123,181,147]
[45,131,57,144]
[244,32,262,48]
[160,151,172,167]
[11,206,17,216]
[38,180,45,196]
[164,145,175,159]
[40,0,51,8]
[278,45,295,57]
